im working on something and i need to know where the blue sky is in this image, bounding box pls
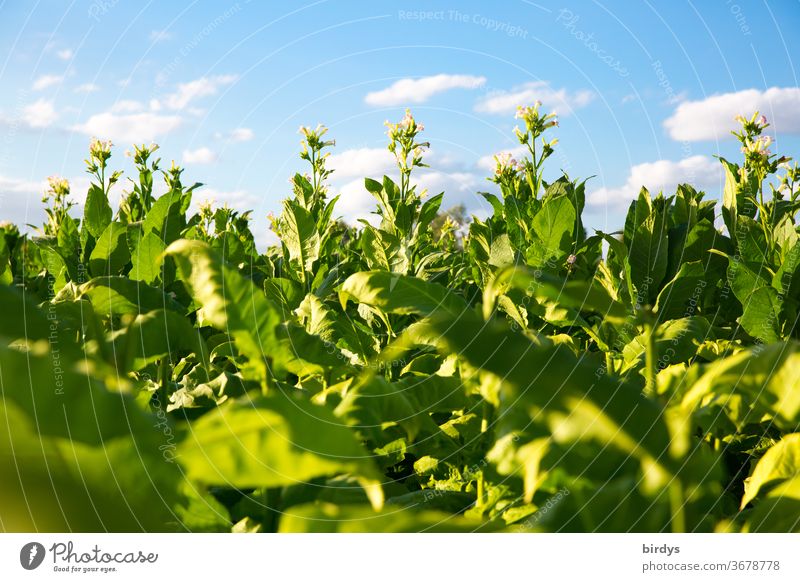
[1,0,799,247]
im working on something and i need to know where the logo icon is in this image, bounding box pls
[20,542,46,570]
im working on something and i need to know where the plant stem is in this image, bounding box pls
[669,480,686,533]
[644,317,658,395]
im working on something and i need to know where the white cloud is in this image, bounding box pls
[56,49,74,61]
[215,127,254,142]
[74,83,100,94]
[365,74,486,106]
[328,147,395,180]
[183,147,218,165]
[475,81,594,115]
[32,74,64,91]
[72,111,182,142]
[110,100,144,113]
[664,87,800,141]
[149,30,172,43]
[0,174,46,195]
[587,155,722,207]
[162,75,238,110]
[22,99,57,128]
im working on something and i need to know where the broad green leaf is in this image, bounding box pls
[655,261,707,321]
[142,191,186,244]
[165,239,282,381]
[397,310,680,487]
[89,221,130,277]
[335,374,466,441]
[130,231,166,284]
[626,190,669,303]
[179,394,383,508]
[279,502,499,532]
[281,199,320,279]
[83,184,112,238]
[529,196,575,264]
[488,233,515,268]
[340,271,468,317]
[734,215,769,266]
[746,476,800,532]
[739,286,782,343]
[80,276,183,316]
[621,316,711,371]
[119,308,210,371]
[682,341,800,430]
[0,400,184,532]
[0,343,153,445]
[742,434,800,509]
[360,224,409,274]
[485,265,629,324]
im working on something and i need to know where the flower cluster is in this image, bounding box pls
[44,175,70,201]
[492,152,523,183]
[514,101,558,144]
[41,175,75,236]
[89,137,113,165]
[297,124,335,198]
[299,124,335,153]
[734,112,768,136]
[489,102,559,199]
[385,109,429,188]
[733,112,790,177]
[125,142,160,166]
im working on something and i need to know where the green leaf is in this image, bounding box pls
[142,191,186,244]
[360,225,409,274]
[621,316,711,371]
[742,434,800,509]
[89,221,130,277]
[682,341,800,430]
[335,374,466,442]
[340,271,468,317]
[739,286,782,343]
[625,189,669,303]
[165,239,283,381]
[80,276,183,316]
[179,394,383,508]
[529,196,575,264]
[281,199,320,279]
[130,231,166,284]
[279,502,499,532]
[83,184,112,238]
[655,261,707,321]
[745,476,800,532]
[119,308,210,371]
[485,265,629,324]
[395,310,679,488]
[0,343,154,445]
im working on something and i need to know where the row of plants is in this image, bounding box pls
[1,105,799,532]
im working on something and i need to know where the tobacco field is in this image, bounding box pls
[1,105,799,533]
